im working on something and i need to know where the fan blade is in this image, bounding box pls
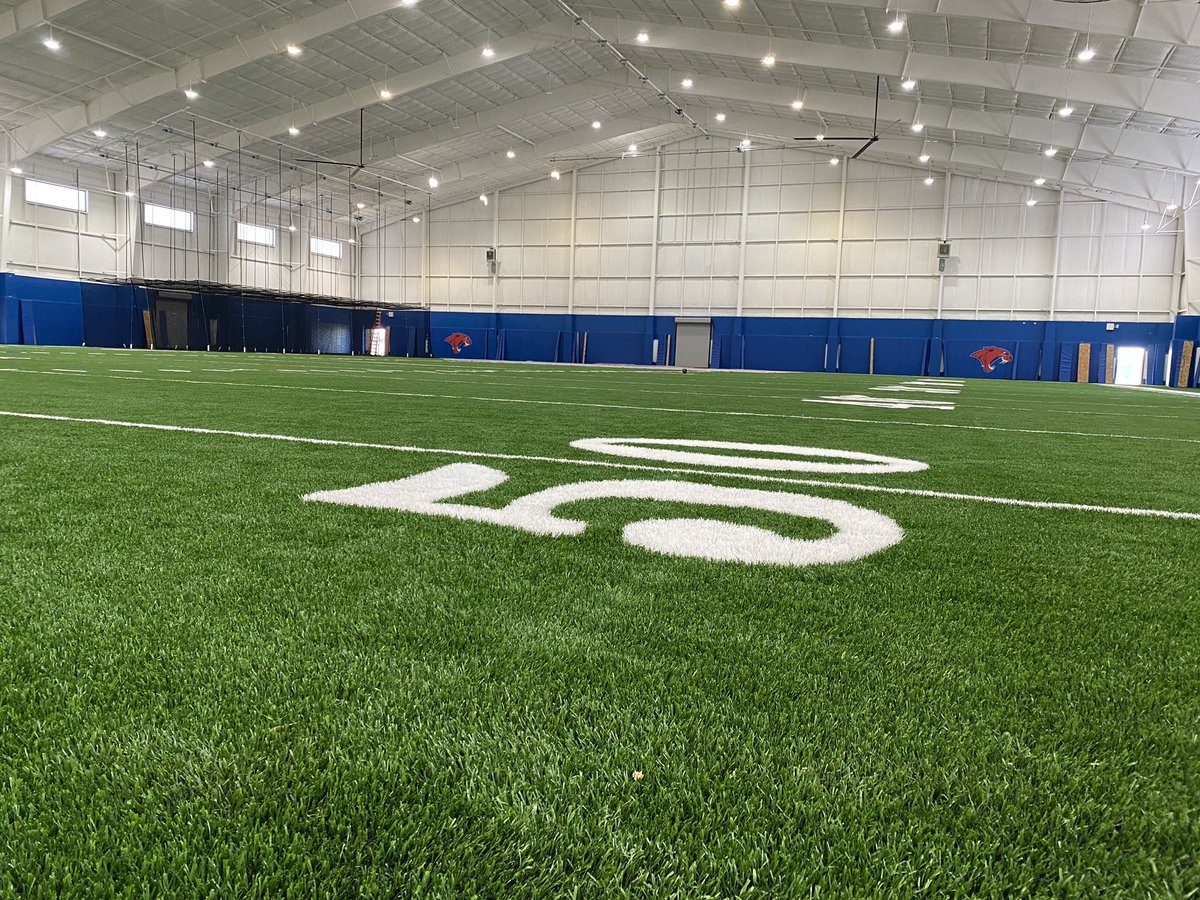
[793,136,863,142]
[851,136,879,160]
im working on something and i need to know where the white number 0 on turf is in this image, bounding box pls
[304,462,906,567]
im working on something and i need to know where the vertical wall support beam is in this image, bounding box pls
[0,171,13,274]
[1049,189,1064,319]
[936,172,951,319]
[492,188,500,312]
[647,147,663,317]
[832,160,849,316]
[566,169,577,315]
[421,214,430,308]
[735,147,752,316]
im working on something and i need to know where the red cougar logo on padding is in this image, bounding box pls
[971,346,1013,373]
[445,332,472,354]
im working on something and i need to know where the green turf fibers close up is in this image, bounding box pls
[0,347,1197,898]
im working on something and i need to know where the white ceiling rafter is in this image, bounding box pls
[0,0,96,43]
[1,0,472,165]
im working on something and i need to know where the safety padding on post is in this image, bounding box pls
[1076,343,1091,383]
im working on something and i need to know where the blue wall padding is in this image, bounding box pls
[583,332,648,365]
[872,338,929,376]
[502,329,562,362]
[81,283,141,348]
[14,275,84,346]
[838,337,871,373]
[741,335,827,371]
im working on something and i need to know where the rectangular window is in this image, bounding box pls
[310,237,343,259]
[143,203,194,232]
[237,222,276,247]
[25,178,88,213]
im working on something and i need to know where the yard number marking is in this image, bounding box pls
[305,441,923,567]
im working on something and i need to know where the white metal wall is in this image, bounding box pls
[375,135,1182,322]
[0,161,355,297]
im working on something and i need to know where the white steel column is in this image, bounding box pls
[566,169,577,314]
[735,147,751,315]
[936,172,951,318]
[647,147,663,316]
[832,160,849,315]
[1049,190,1064,319]
[491,189,500,312]
[0,171,12,273]
[1181,204,1200,315]
[421,214,430,308]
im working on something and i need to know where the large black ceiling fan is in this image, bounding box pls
[295,108,370,173]
[794,75,882,161]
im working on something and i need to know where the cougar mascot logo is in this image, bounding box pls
[445,333,472,354]
[971,346,1013,373]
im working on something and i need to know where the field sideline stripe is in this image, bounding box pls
[2,409,1197,522]
[1107,384,1200,399]
[2,367,1198,446]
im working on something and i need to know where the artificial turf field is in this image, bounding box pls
[1,344,1198,898]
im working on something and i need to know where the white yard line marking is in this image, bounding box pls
[160,368,191,373]
[1,409,1196,521]
[2,368,1197,444]
[110,368,142,373]
[1108,384,1199,399]
[50,368,86,374]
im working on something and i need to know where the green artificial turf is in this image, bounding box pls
[0,345,1197,898]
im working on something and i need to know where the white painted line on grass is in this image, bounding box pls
[2,409,1198,522]
[2,368,1198,445]
[160,368,191,373]
[110,368,142,373]
[1107,384,1200,399]
[50,368,86,374]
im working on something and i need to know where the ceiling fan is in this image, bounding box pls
[295,108,371,173]
[794,75,883,160]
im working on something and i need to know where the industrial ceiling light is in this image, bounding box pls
[628,143,638,153]
[379,88,393,100]
[288,126,301,136]
[715,112,726,122]
[1026,199,1038,207]
[479,194,488,205]
[815,133,825,142]
[924,176,935,186]
[427,174,439,188]
[412,216,420,223]
[1044,147,1059,157]
[506,149,516,159]
[356,202,366,209]
[1141,222,1152,231]
[888,17,905,34]
[42,35,61,51]
[739,138,751,150]
[10,166,22,174]
[93,128,107,138]
[1034,177,1047,186]
[184,88,199,100]
[592,120,602,129]
[723,0,740,8]
[202,159,215,168]
[830,157,840,166]
[911,121,924,133]
[1077,47,1096,62]
[1058,104,1075,118]
[288,225,297,231]
[681,77,693,88]
[636,31,649,42]
[1167,203,1179,212]
[481,45,495,58]
[761,53,776,67]
[918,152,931,163]
[550,168,561,180]
[286,44,302,56]
[791,99,804,110]
[901,79,917,91]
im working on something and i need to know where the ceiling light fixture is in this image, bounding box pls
[791,99,804,111]
[550,168,561,180]
[1167,203,1179,212]
[506,149,516,159]
[739,138,751,150]
[1058,105,1075,118]
[911,121,924,133]
[289,225,297,231]
[1077,47,1096,62]
[761,54,775,67]
[356,202,366,209]
[481,46,495,58]
[10,166,22,175]
[592,120,601,129]
[1034,177,1047,186]
[288,126,300,136]
[628,143,638,153]
[93,128,107,138]
[428,175,438,188]
[379,88,393,100]
[901,79,917,91]
[1027,199,1038,207]
[830,157,840,166]
[480,194,488,205]
[202,159,215,168]
[924,176,935,186]
[412,216,420,223]
[636,31,649,42]
[286,44,302,56]
[42,36,61,51]
[184,88,199,100]
[723,0,740,8]
[888,17,905,34]
[1141,222,1152,231]
[681,77,693,88]
[919,153,930,163]
[1044,147,1059,157]
[815,133,825,142]
[124,191,134,197]
[715,112,726,122]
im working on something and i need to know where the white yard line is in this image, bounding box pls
[1,408,1196,521]
[2,368,1197,445]
[1107,384,1200,399]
